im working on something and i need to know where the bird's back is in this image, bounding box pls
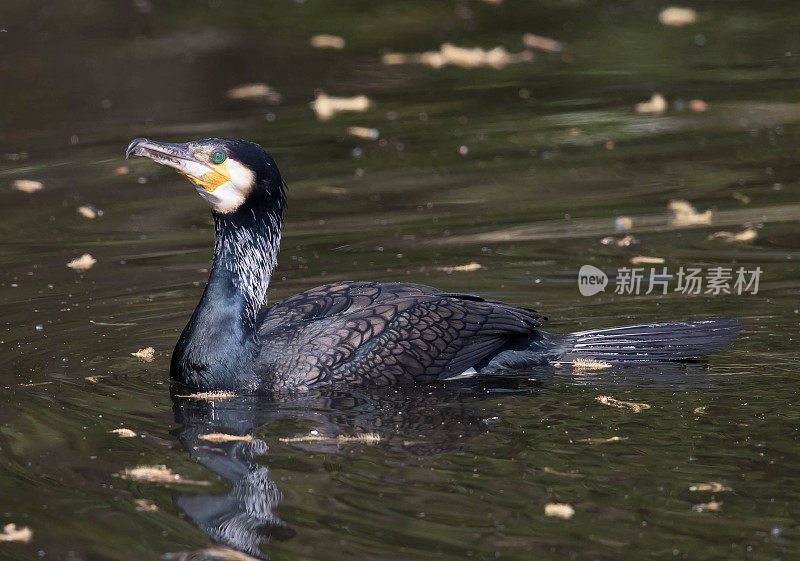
[255,281,544,391]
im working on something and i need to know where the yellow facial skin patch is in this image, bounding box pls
[179,159,231,192]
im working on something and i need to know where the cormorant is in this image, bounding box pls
[126,137,740,392]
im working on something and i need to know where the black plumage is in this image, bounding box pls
[126,137,741,393]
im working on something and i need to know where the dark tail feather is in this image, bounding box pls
[554,318,741,363]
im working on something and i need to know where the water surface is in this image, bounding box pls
[1,2,799,560]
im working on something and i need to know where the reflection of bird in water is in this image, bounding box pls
[127,137,740,393]
[172,396,294,558]
[171,380,536,558]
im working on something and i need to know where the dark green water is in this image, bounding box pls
[1,1,799,560]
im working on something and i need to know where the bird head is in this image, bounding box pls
[126,137,285,214]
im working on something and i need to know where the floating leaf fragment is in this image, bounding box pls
[689,99,708,112]
[595,395,651,412]
[312,93,373,121]
[692,500,722,512]
[226,83,282,103]
[693,406,707,415]
[543,467,583,478]
[576,435,626,444]
[544,503,574,519]
[19,381,53,387]
[707,228,757,242]
[134,498,158,512]
[689,482,732,493]
[121,465,210,486]
[110,428,137,438]
[522,33,563,52]
[85,375,108,383]
[279,432,380,445]
[0,523,33,543]
[12,179,43,193]
[77,205,98,219]
[630,255,665,265]
[615,216,633,231]
[436,262,483,273]
[668,199,712,226]
[175,391,239,401]
[199,433,253,443]
[166,546,262,561]
[131,347,155,362]
[732,192,750,205]
[317,185,349,195]
[382,43,534,70]
[635,93,667,114]
[67,253,97,271]
[310,34,345,50]
[659,6,698,26]
[348,126,379,140]
[571,358,612,371]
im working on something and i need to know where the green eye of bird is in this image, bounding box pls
[211,151,226,164]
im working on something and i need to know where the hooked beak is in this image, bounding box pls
[125,138,231,192]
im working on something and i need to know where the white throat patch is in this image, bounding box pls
[195,158,255,214]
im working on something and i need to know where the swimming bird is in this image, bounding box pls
[126,137,740,392]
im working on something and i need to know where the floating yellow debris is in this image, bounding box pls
[317,185,349,195]
[693,406,707,415]
[131,347,155,362]
[732,192,750,205]
[66,253,97,271]
[576,435,626,444]
[199,433,254,443]
[348,126,379,140]
[544,503,575,519]
[572,358,613,370]
[121,465,210,485]
[312,92,373,121]
[436,262,483,273]
[279,432,381,445]
[635,93,667,114]
[659,6,698,27]
[19,381,53,387]
[77,205,97,219]
[134,499,158,512]
[382,43,534,70]
[692,500,722,512]
[169,546,262,561]
[110,428,137,438]
[310,34,345,50]
[114,165,130,176]
[689,482,732,493]
[668,199,712,226]
[226,83,282,103]
[175,391,240,400]
[630,255,665,265]
[595,395,651,413]
[0,523,33,543]
[689,99,708,112]
[522,33,563,53]
[543,467,583,478]
[12,179,43,193]
[615,216,633,231]
[85,375,108,383]
[707,228,757,242]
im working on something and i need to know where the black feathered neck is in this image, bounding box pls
[170,162,286,389]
